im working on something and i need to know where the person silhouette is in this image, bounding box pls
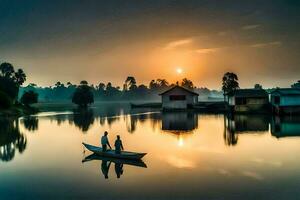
[115,163,124,178]
[101,160,111,179]
[114,135,124,154]
[101,131,111,152]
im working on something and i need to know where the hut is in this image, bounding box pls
[270,88,300,115]
[226,89,269,113]
[159,85,198,110]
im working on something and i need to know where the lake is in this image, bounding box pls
[1,103,300,199]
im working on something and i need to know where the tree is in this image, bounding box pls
[72,81,94,108]
[291,80,300,88]
[181,78,194,89]
[157,79,169,88]
[254,83,263,89]
[20,90,38,106]
[0,62,27,102]
[149,80,159,90]
[124,76,137,91]
[14,69,26,86]
[0,62,15,78]
[222,72,239,100]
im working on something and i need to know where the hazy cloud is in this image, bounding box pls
[242,24,261,30]
[164,38,193,50]
[195,48,220,54]
[242,171,264,181]
[250,41,282,48]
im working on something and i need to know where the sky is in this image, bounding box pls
[0,0,300,89]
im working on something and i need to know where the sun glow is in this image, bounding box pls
[176,68,183,74]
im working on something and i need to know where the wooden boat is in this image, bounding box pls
[82,153,147,168]
[82,142,147,160]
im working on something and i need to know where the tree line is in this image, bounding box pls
[20,76,222,103]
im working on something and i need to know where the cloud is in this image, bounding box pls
[242,24,261,30]
[195,48,220,54]
[250,41,282,48]
[164,38,193,50]
[242,171,264,181]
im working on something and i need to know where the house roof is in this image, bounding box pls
[159,85,199,96]
[228,89,268,98]
[270,88,300,96]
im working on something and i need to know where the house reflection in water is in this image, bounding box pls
[226,115,270,133]
[271,116,300,138]
[161,112,198,132]
[224,115,270,146]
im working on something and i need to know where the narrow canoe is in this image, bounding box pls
[82,153,147,168]
[82,142,147,160]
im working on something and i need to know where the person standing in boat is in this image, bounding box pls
[101,131,112,152]
[114,135,124,154]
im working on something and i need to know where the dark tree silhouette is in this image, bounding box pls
[291,80,300,88]
[222,72,239,100]
[124,76,137,91]
[254,83,263,89]
[0,62,26,102]
[0,62,15,78]
[157,79,169,88]
[181,78,194,89]
[72,81,94,107]
[14,69,26,86]
[20,90,38,106]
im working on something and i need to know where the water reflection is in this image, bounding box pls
[224,115,270,146]
[72,109,95,132]
[22,116,39,132]
[82,153,147,179]
[162,112,198,132]
[0,118,27,162]
[271,116,300,138]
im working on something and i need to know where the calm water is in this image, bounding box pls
[1,103,300,199]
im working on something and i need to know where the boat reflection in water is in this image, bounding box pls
[271,116,300,138]
[82,154,147,179]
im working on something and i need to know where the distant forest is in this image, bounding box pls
[19,77,223,102]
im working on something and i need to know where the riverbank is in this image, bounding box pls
[0,104,39,117]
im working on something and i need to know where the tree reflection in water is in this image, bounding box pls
[22,116,39,132]
[224,115,238,146]
[0,118,27,162]
[72,109,95,132]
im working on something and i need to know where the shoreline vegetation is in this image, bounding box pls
[0,104,38,117]
[1,60,300,117]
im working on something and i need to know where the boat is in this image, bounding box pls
[82,153,147,168]
[82,142,147,160]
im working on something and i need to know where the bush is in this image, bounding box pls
[72,82,94,107]
[0,90,12,109]
[20,90,38,106]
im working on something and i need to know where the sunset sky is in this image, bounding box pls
[0,0,300,89]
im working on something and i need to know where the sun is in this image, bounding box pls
[176,68,183,74]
